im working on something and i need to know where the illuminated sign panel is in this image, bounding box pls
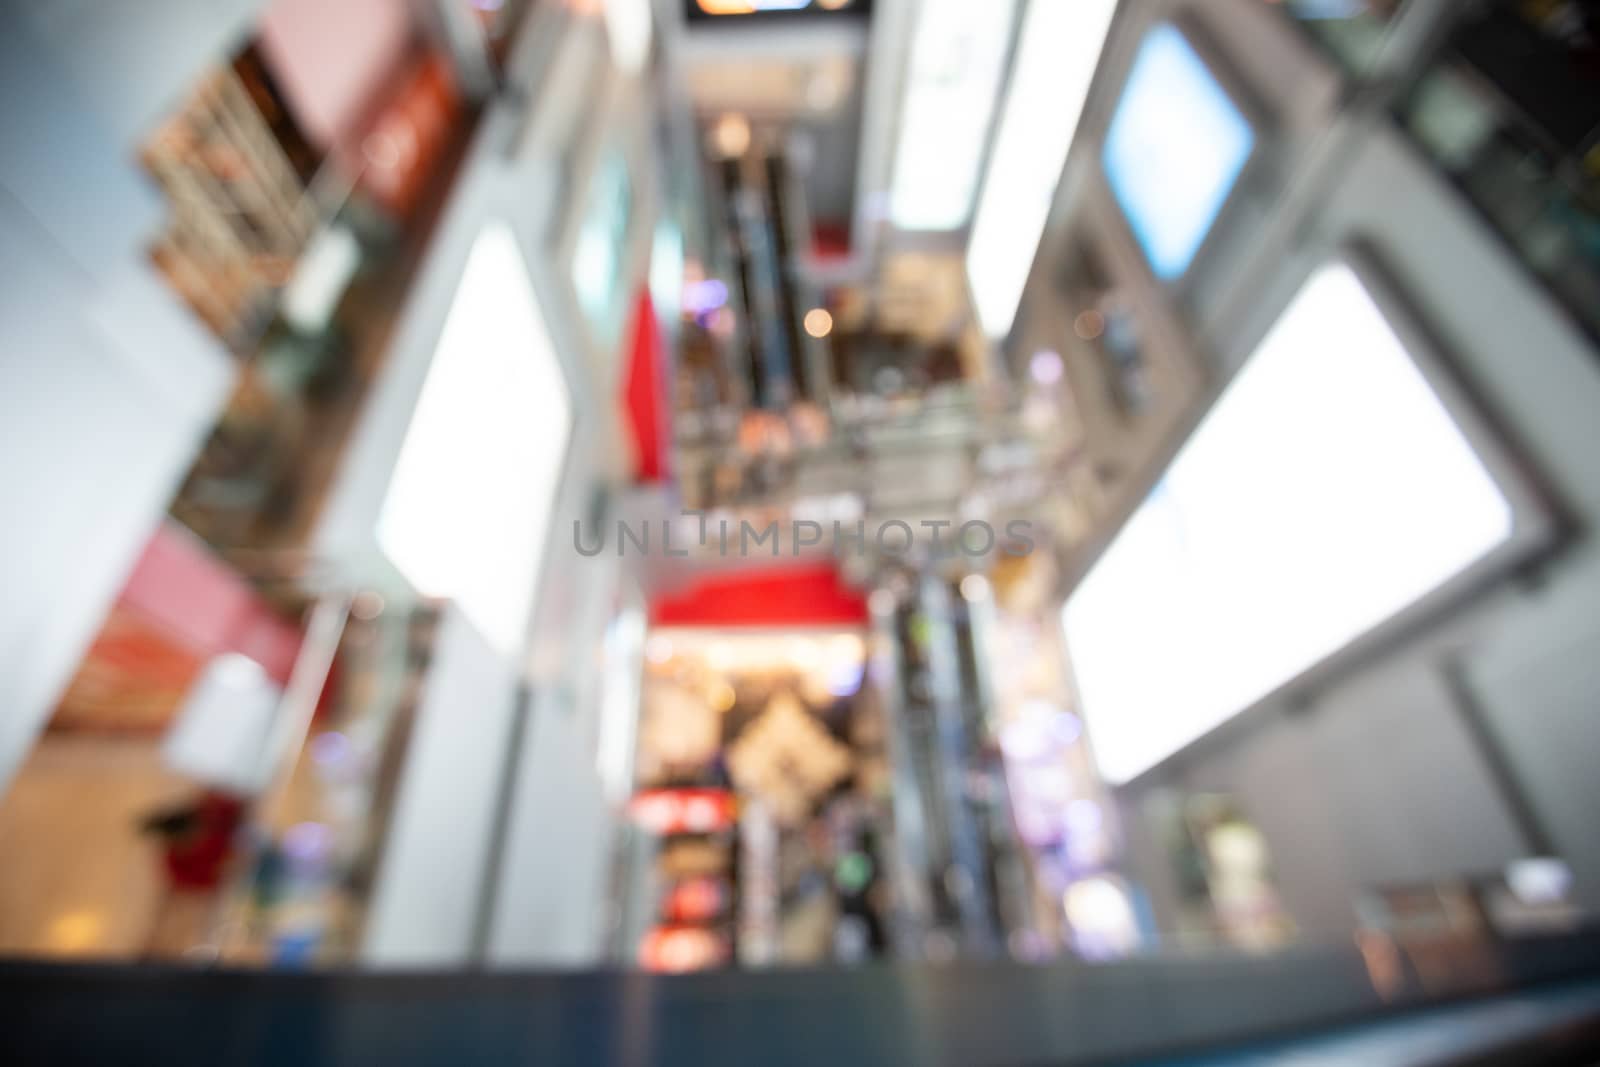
[378,223,573,657]
[966,0,1119,338]
[1102,24,1256,281]
[889,0,1018,231]
[1064,262,1524,784]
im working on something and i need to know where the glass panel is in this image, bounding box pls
[1398,1,1600,344]
[1279,0,1408,75]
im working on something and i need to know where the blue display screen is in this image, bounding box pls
[1103,25,1256,281]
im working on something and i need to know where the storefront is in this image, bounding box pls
[620,567,887,971]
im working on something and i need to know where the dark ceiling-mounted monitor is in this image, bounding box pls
[685,0,873,23]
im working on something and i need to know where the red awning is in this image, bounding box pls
[649,564,868,628]
[622,289,669,483]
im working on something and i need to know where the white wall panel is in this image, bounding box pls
[363,607,521,966]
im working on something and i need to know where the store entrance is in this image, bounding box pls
[623,628,890,971]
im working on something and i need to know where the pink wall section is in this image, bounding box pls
[120,521,301,685]
[256,0,415,149]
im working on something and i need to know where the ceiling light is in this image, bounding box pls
[709,113,751,159]
[1029,349,1064,386]
[604,0,652,75]
[645,634,675,664]
[968,0,1119,338]
[889,0,1018,231]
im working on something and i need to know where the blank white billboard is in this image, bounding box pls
[379,222,573,657]
[1065,262,1524,784]
[967,0,1119,338]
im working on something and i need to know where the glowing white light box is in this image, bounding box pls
[605,0,653,75]
[889,0,1018,231]
[574,148,633,352]
[1064,262,1525,785]
[1102,23,1256,281]
[378,222,573,657]
[967,0,1120,338]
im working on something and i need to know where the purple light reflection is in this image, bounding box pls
[311,731,352,769]
[1030,349,1064,386]
[283,822,332,868]
[683,279,729,314]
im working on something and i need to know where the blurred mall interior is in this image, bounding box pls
[3,0,1600,1062]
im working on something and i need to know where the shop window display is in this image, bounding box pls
[628,631,890,969]
[1398,0,1600,346]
